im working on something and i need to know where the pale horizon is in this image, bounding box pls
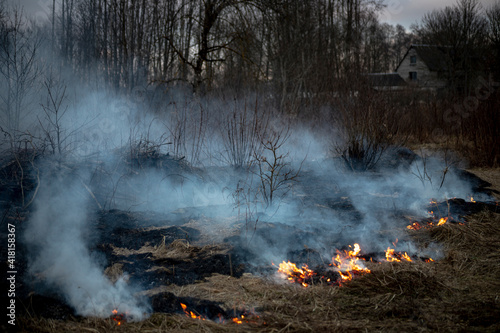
[5,0,498,32]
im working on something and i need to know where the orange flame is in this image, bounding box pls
[437,217,448,226]
[385,247,399,262]
[407,215,450,230]
[179,303,259,324]
[348,243,361,256]
[276,244,372,286]
[401,252,412,262]
[180,303,206,320]
[385,247,412,262]
[277,261,315,287]
[331,243,371,283]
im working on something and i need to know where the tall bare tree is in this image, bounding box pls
[0,8,41,145]
[412,0,488,94]
[486,0,500,81]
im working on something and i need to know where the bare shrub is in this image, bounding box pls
[39,80,75,156]
[128,120,172,170]
[217,94,269,168]
[253,128,301,207]
[165,98,207,166]
[331,82,409,172]
[455,90,500,167]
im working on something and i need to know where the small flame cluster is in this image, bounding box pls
[276,261,315,287]
[385,239,412,262]
[331,243,371,282]
[179,303,259,325]
[111,309,126,326]
[180,303,206,321]
[407,216,449,230]
[275,197,477,287]
[385,247,412,262]
[275,243,372,287]
[407,199,453,230]
[276,199,465,288]
[276,242,426,287]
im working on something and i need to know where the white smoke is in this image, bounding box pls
[24,168,149,320]
[18,80,493,317]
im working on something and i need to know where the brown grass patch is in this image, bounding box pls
[110,237,231,261]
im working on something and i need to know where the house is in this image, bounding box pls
[395,44,449,90]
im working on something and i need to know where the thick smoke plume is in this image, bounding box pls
[23,168,149,319]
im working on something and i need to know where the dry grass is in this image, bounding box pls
[110,237,231,261]
[18,211,500,332]
[467,168,500,201]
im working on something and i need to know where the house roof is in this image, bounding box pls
[397,44,450,72]
[365,73,407,87]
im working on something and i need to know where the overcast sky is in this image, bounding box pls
[380,0,496,29]
[6,0,498,30]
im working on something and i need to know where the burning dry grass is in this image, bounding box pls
[18,212,500,332]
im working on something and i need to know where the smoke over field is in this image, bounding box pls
[1,1,499,331]
[11,85,492,321]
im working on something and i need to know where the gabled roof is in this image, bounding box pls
[397,44,450,72]
[365,73,407,87]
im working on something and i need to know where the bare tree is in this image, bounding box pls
[39,80,68,156]
[0,8,41,148]
[486,0,500,81]
[412,0,488,94]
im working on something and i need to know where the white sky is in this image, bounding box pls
[380,0,496,30]
[6,0,498,30]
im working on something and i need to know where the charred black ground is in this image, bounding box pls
[0,149,499,332]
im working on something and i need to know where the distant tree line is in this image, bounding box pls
[0,0,499,168]
[1,0,499,123]
[12,0,415,96]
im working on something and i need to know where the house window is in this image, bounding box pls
[409,72,417,81]
[410,55,417,65]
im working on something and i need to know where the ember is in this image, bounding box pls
[407,216,449,230]
[179,303,260,324]
[180,303,206,320]
[407,221,424,230]
[110,309,126,326]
